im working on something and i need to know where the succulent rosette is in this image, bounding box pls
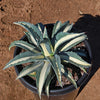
[4,21,91,98]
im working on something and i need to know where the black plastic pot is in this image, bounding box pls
[14,24,92,100]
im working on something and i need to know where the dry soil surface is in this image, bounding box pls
[0,0,100,100]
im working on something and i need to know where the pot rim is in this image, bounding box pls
[14,24,92,96]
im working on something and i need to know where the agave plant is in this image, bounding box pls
[4,21,91,98]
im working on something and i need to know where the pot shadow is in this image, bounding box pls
[72,14,100,93]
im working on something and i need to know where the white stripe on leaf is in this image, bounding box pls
[16,62,44,79]
[54,33,84,52]
[67,52,91,67]
[63,23,73,33]
[52,21,61,38]
[4,52,44,70]
[38,61,51,98]
[9,41,39,53]
[60,35,87,51]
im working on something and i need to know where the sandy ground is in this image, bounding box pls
[0,0,100,100]
[76,68,100,100]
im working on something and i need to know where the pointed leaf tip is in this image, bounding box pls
[13,22,16,24]
[9,47,11,51]
[13,22,19,25]
[16,77,19,80]
[3,67,6,70]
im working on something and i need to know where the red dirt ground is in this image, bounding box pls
[0,0,100,100]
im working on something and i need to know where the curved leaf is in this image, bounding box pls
[38,61,51,98]
[16,61,44,79]
[47,55,62,87]
[4,51,45,70]
[52,21,61,38]
[80,67,87,73]
[60,35,87,52]
[52,21,70,38]
[67,52,91,67]
[24,32,37,45]
[63,23,73,33]
[66,71,77,88]
[14,21,43,45]
[61,67,77,88]
[60,51,91,69]
[40,39,53,56]
[36,23,44,33]
[36,68,41,92]
[45,70,55,97]
[9,40,40,53]
[54,32,85,52]
[57,21,70,33]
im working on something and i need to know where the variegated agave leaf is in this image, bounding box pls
[61,67,77,88]
[16,61,44,79]
[52,21,61,38]
[38,61,51,98]
[59,51,90,73]
[4,51,45,70]
[45,69,55,97]
[43,27,49,39]
[47,54,62,87]
[40,39,54,56]
[14,22,43,45]
[52,21,70,39]
[54,32,85,53]
[36,23,44,33]
[60,34,87,52]
[66,51,91,67]
[63,23,73,33]
[35,61,51,99]
[9,40,40,53]
[56,21,70,33]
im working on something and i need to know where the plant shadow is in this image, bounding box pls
[72,14,100,92]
